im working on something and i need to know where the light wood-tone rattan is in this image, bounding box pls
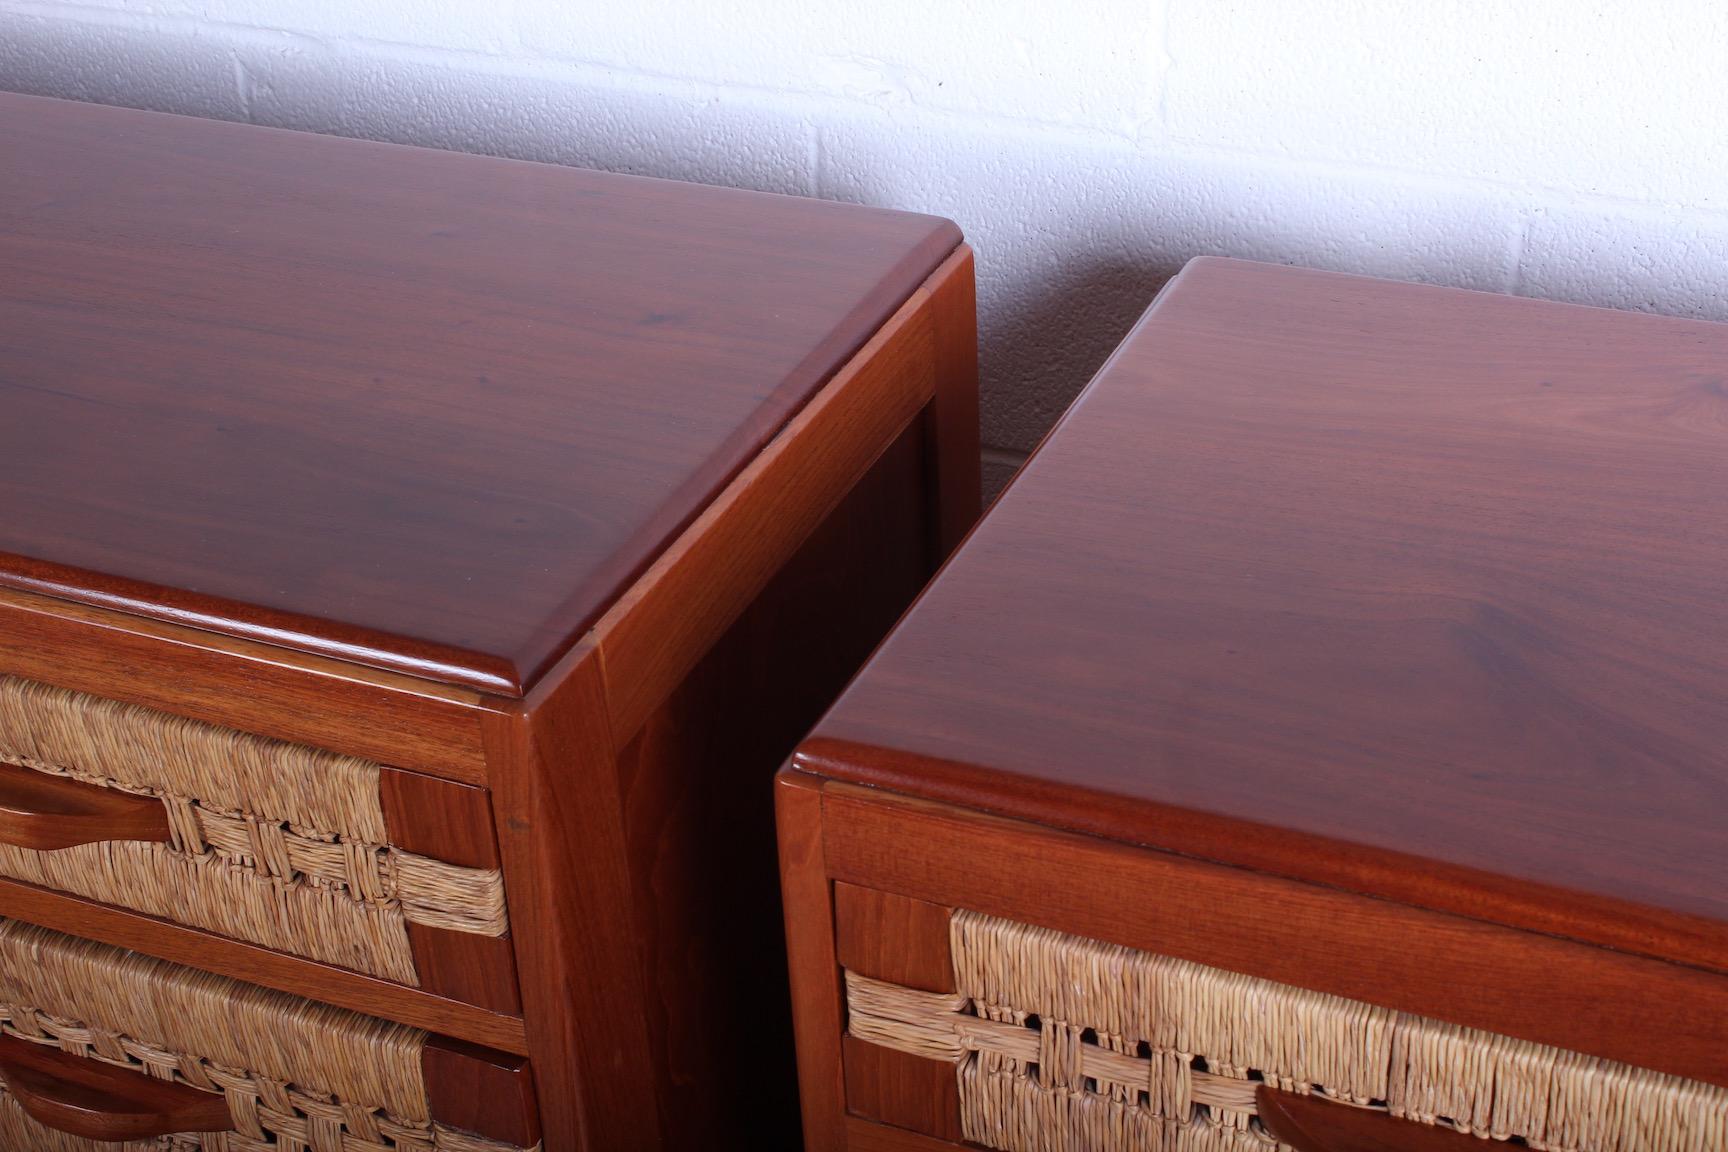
[845,909,1728,1152]
[0,916,534,1150]
[0,676,506,983]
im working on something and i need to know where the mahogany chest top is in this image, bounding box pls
[0,92,957,694]
[797,255,1728,976]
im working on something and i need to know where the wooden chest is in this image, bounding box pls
[781,258,1728,1152]
[0,92,978,1150]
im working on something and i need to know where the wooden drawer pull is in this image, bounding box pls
[0,762,170,850]
[1256,1086,1483,1152]
[0,1033,232,1139]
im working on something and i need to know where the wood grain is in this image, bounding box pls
[403,924,522,1017]
[0,763,169,850]
[778,771,849,1152]
[923,245,982,555]
[423,1036,541,1148]
[0,1033,232,1141]
[0,876,527,1053]
[590,247,973,743]
[380,771,521,1011]
[802,255,1728,974]
[380,769,501,869]
[0,97,978,1149]
[483,643,661,1152]
[834,884,954,994]
[0,92,960,694]
[471,253,972,1149]
[820,784,1728,1091]
[841,1035,963,1143]
[609,420,935,1149]
[1257,1086,1482,1152]
[0,586,489,783]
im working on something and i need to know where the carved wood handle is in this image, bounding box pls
[1256,1086,1485,1152]
[0,1033,232,1140]
[0,761,170,850]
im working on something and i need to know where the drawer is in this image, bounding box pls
[840,898,1728,1152]
[0,676,508,993]
[0,914,536,1150]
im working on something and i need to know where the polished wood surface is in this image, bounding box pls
[485,250,977,1146]
[405,925,522,1017]
[840,1036,962,1144]
[615,419,937,1149]
[0,585,490,783]
[820,783,1728,1091]
[800,256,1728,972]
[0,1033,233,1141]
[0,99,977,1148]
[1256,1087,1482,1152]
[485,642,658,1150]
[834,884,954,995]
[0,762,170,850]
[778,768,849,1152]
[589,247,974,741]
[0,248,975,1151]
[378,769,522,1010]
[379,770,501,870]
[923,253,982,555]
[0,92,959,694]
[423,1036,542,1148]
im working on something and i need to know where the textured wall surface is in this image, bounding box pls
[4,1,1727,490]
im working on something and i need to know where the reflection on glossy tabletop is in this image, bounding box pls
[799,256,1728,972]
[0,92,958,693]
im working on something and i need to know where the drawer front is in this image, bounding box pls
[0,676,508,993]
[837,890,1728,1152]
[0,915,537,1150]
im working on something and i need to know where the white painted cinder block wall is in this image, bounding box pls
[5,1,1727,489]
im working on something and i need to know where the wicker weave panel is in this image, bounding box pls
[0,676,507,983]
[0,841,419,981]
[0,678,385,836]
[958,1057,1268,1152]
[0,918,534,1151]
[844,909,1728,1152]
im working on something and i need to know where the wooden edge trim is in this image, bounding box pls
[820,782,1728,1090]
[777,769,848,1152]
[481,641,661,1150]
[796,734,1728,981]
[0,586,488,783]
[0,875,528,1055]
[925,244,981,558]
[835,883,954,994]
[841,1033,964,1144]
[424,1035,542,1148]
[590,247,971,747]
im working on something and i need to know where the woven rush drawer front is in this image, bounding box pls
[845,908,1728,1152]
[0,676,505,985]
[0,916,534,1151]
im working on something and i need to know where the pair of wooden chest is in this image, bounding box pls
[0,92,974,1149]
[5,90,1726,1152]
